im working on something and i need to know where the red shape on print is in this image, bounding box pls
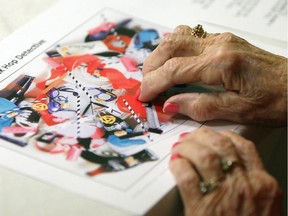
[88,22,116,35]
[117,95,146,119]
[91,127,105,139]
[36,67,67,90]
[66,146,82,161]
[35,141,65,154]
[50,68,67,80]
[120,56,138,72]
[153,98,173,122]
[62,54,103,71]
[102,35,131,53]
[37,110,63,126]
[116,95,172,122]
[155,104,173,122]
[101,68,140,90]
[86,59,105,75]
[87,167,106,176]
[36,81,47,90]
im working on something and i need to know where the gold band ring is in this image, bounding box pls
[221,159,239,173]
[199,176,222,195]
[199,159,240,195]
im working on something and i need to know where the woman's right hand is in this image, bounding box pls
[138,25,287,126]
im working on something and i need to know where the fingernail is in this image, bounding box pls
[179,132,190,138]
[135,89,141,100]
[172,142,180,148]
[170,153,181,161]
[163,102,179,113]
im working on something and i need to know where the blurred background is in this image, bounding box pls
[0,0,59,41]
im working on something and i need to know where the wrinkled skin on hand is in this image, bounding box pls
[138,25,287,126]
[169,128,283,216]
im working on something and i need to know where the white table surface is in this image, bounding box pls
[0,1,286,216]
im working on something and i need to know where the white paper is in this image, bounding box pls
[0,1,243,215]
[1,0,276,215]
[170,0,287,42]
[95,0,287,56]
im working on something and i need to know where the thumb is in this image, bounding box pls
[163,91,243,122]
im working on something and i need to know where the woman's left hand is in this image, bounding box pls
[169,128,283,216]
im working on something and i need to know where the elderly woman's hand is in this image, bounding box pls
[169,128,283,216]
[138,25,287,126]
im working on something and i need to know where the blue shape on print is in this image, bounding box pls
[0,98,18,131]
[134,29,159,50]
[108,135,146,147]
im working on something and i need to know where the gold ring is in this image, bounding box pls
[199,176,221,195]
[191,24,207,38]
[221,159,239,173]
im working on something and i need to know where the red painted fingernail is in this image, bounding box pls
[170,154,181,161]
[135,89,141,100]
[172,142,180,148]
[179,132,190,138]
[163,102,179,113]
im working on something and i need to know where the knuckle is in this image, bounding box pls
[212,45,240,73]
[187,96,217,121]
[259,170,278,189]
[213,135,233,148]
[188,108,209,121]
[190,112,209,122]
[197,127,212,134]
[156,36,174,56]
[177,171,194,188]
[197,147,218,163]
[213,33,247,62]
[142,63,155,74]
[161,34,175,47]
[174,25,191,34]
[162,58,180,82]
[252,171,280,195]
[240,138,257,153]
[217,32,238,42]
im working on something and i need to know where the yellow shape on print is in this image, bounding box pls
[99,115,116,124]
[114,130,127,137]
[61,47,69,54]
[60,102,70,109]
[124,156,139,166]
[93,69,101,78]
[32,103,48,111]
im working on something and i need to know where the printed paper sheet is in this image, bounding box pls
[0,4,206,215]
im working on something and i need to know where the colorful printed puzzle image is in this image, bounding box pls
[0,8,189,179]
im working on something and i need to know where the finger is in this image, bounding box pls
[139,54,223,102]
[162,91,251,123]
[142,34,206,75]
[182,128,240,162]
[169,157,202,202]
[171,139,224,182]
[173,25,194,35]
[139,44,236,102]
[220,130,264,170]
[179,128,243,175]
[142,31,223,76]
